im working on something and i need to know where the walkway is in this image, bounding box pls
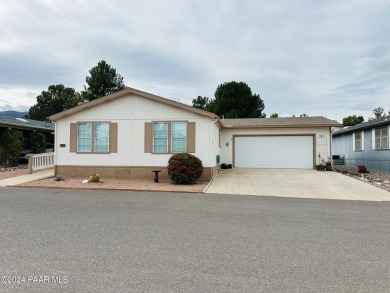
[0,169,54,187]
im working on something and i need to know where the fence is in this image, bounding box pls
[28,153,55,174]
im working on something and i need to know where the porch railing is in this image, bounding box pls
[28,153,55,174]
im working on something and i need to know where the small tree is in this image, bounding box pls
[193,81,266,118]
[26,84,81,121]
[342,115,364,126]
[270,113,279,118]
[30,132,47,154]
[0,129,24,167]
[192,96,210,111]
[373,107,384,119]
[168,153,203,184]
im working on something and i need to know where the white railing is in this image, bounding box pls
[28,153,55,174]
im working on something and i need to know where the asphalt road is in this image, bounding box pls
[0,188,390,292]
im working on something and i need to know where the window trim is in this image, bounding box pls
[151,121,188,154]
[373,126,389,150]
[76,121,111,154]
[94,122,110,153]
[353,131,364,152]
[152,122,169,154]
[171,121,187,153]
[77,122,92,153]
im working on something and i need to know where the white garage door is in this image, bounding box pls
[235,136,313,169]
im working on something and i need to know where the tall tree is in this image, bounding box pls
[342,115,364,126]
[82,60,126,101]
[192,96,210,110]
[214,82,265,118]
[26,85,80,121]
[194,81,265,118]
[373,107,385,119]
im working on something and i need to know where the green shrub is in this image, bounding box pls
[168,153,203,184]
[55,176,65,181]
[30,132,47,154]
[0,129,24,167]
[89,174,100,182]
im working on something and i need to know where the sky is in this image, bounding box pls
[0,0,389,122]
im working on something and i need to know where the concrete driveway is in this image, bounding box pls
[205,168,390,201]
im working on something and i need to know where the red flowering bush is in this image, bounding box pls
[168,153,203,184]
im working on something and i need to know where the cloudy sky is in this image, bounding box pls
[1,0,389,122]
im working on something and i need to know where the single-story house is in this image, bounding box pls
[49,87,340,181]
[332,116,390,172]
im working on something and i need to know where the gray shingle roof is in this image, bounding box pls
[333,115,390,136]
[0,114,54,132]
[221,116,341,128]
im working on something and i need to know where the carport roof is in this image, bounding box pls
[221,116,341,128]
[0,114,54,132]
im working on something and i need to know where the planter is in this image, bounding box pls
[317,165,326,171]
[326,165,332,171]
[358,165,367,173]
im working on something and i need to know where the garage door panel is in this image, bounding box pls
[235,136,313,169]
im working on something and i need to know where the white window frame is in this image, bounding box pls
[373,126,389,150]
[171,122,187,153]
[94,122,110,153]
[77,122,92,153]
[353,131,364,151]
[153,122,168,153]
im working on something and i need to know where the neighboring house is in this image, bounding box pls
[332,116,390,172]
[0,114,55,163]
[49,87,340,181]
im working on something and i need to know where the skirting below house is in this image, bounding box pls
[55,165,218,181]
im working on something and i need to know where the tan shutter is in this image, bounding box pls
[70,123,77,152]
[109,123,118,153]
[144,122,152,153]
[187,122,196,153]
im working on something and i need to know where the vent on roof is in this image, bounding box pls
[15,118,29,123]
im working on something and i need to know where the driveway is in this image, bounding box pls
[206,168,390,201]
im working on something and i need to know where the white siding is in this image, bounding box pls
[55,94,217,167]
[220,127,332,167]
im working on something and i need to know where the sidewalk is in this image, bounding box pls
[0,169,54,187]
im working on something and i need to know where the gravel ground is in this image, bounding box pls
[16,176,209,193]
[333,165,390,193]
[0,165,28,180]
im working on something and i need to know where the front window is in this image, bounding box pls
[171,122,187,153]
[94,123,109,152]
[374,126,389,149]
[153,122,168,153]
[77,123,92,152]
[354,132,362,151]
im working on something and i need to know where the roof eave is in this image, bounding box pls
[222,124,340,129]
[49,87,217,121]
[333,120,390,136]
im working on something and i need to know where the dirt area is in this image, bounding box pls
[16,176,209,193]
[333,165,390,193]
[0,165,28,180]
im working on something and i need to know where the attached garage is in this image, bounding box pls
[234,135,314,169]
